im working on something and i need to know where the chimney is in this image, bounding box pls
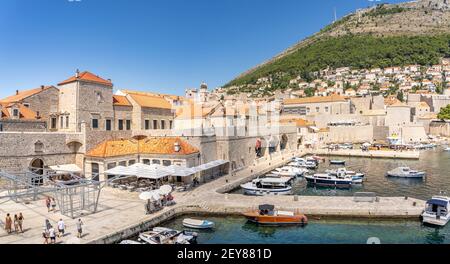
[16,90,19,95]
[174,142,181,152]
[76,69,80,78]
[41,85,45,90]
[36,111,40,119]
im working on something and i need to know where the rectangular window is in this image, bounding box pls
[12,109,19,117]
[60,116,64,128]
[51,118,57,129]
[153,120,158,129]
[325,107,329,112]
[92,119,99,129]
[162,160,171,166]
[143,159,150,165]
[0,123,3,132]
[169,120,173,129]
[118,161,127,167]
[152,159,161,165]
[128,160,136,166]
[145,120,150,130]
[316,107,320,112]
[118,119,124,130]
[126,120,131,130]
[106,119,112,131]
[66,116,69,128]
[161,120,166,130]
[107,163,116,170]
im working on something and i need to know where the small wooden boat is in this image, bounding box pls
[330,160,346,165]
[243,204,308,225]
[183,218,215,229]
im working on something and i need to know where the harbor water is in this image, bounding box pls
[233,149,450,200]
[161,215,450,244]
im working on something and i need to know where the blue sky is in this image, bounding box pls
[0,0,405,98]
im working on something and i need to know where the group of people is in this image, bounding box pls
[42,218,84,244]
[144,193,175,215]
[4,213,24,234]
[45,197,57,213]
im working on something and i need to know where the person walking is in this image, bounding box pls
[51,198,57,213]
[48,225,56,244]
[5,214,12,234]
[42,228,49,244]
[45,219,51,231]
[76,219,84,238]
[45,197,51,212]
[18,213,24,233]
[57,219,65,237]
[13,215,19,233]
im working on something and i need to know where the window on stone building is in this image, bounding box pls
[91,163,99,180]
[0,123,3,132]
[145,120,150,130]
[106,119,112,131]
[169,120,173,129]
[107,163,116,170]
[162,160,171,166]
[153,120,158,129]
[143,159,150,165]
[119,161,127,167]
[23,103,30,108]
[126,120,131,130]
[66,116,69,128]
[34,141,44,153]
[60,116,64,128]
[13,108,19,117]
[128,160,136,166]
[51,117,57,129]
[152,159,161,165]
[325,107,329,112]
[161,120,166,130]
[92,118,99,129]
[316,107,320,112]
[118,119,124,130]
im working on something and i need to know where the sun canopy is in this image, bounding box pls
[192,160,229,172]
[49,164,82,173]
[166,165,197,177]
[427,199,448,208]
[105,163,171,179]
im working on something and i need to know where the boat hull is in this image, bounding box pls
[243,211,307,225]
[386,172,426,178]
[422,213,450,227]
[242,186,292,196]
[305,177,352,188]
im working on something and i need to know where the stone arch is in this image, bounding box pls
[30,158,44,174]
[280,134,289,150]
[67,140,83,153]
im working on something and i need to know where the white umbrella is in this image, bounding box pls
[159,185,172,195]
[139,191,154,200]
[166,165,196,177]
[104,166,131,176]
[128,163,171,179]
[150,190,161,201]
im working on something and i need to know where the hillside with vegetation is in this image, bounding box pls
[224,0,450,94]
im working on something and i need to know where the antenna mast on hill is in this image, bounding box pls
[333,7,337,23]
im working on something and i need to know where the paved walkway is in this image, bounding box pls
[0,148,427,244]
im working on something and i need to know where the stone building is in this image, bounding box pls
[84,137,200,181]
[283,95,351,116]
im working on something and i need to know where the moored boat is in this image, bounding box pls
[330,160,346,165]
[326,168,365,184]
[421,196,450,226]
[386,167,426,178]
[305,173,352,188]
[139,227,198,244]
[272,166,307,177]
[240,177,293,196]
[183,218,215,229]
[243,204,308,226]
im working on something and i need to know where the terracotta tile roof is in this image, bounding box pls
[384,96,402,106]
[121,90,185,101]
[0,103,40,120]
[58,71,113,87]
[283,94,347,105]
[0,86,55,103]
[86,137,199,158]
[280,117,314,127]
[175,102,217,118]
[113,95,132,107]
[128,93,172,109]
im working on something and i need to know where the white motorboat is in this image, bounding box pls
[139,227,197,244]
[422,196,450,226]
[272,166,307,177]
[386,167,426,178]
[289,159,317,169]
[182,218,215,229]
[240,177,293,196]
[330,160,346,165]
[305,173,353,188]
[326,168,365,184]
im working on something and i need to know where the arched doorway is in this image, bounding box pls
[30,158,44,186]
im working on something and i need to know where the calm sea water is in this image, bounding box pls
[233,149,450,200]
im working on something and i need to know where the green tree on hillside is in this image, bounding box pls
[438,105,450,120]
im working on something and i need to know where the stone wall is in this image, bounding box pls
[429,121,450,137]
[22,86,59,118]
[0,120,47,132]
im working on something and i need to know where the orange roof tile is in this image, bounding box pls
[128,93,172,109]
[0,102,40,120]
[283,94,347,105]
[58,71,113,87]
[113,95,132,107]
[86,137,199,158]
[121,90,185,101]
[0,86,55,103]
[280,117,314,127]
